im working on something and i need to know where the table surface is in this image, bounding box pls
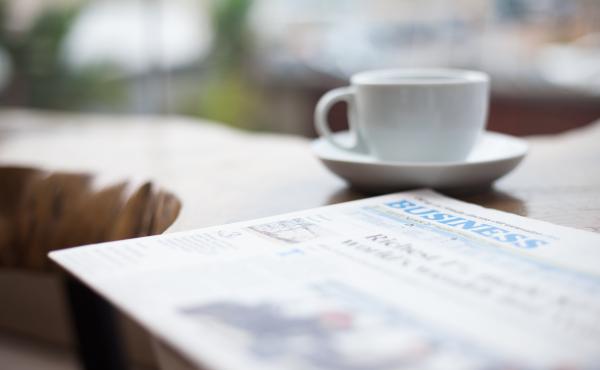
[1,109,599,370]
[1,109,598,234]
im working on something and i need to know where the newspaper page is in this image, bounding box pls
[49,189,600,370]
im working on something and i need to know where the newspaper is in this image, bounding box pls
[49,189,600,370]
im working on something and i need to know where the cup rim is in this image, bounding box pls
[351,68,489,86]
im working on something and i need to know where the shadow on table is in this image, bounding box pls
[453,188,528,216]
[326,184,528,217]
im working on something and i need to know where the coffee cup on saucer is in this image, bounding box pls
[314,68,489,163]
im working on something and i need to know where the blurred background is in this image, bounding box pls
[0,0,599,136]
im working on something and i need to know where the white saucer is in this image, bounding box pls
[312,131,528,193]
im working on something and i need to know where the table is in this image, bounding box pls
[1,109,599,233]
[1,109,599,369]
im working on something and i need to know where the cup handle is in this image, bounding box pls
[314,87,369,154]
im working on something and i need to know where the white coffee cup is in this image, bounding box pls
[314,68,489,162]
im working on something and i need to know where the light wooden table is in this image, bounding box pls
[1,109,599,369]
[1,109,599,233]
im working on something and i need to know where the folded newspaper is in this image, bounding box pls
[50,189,600,370]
